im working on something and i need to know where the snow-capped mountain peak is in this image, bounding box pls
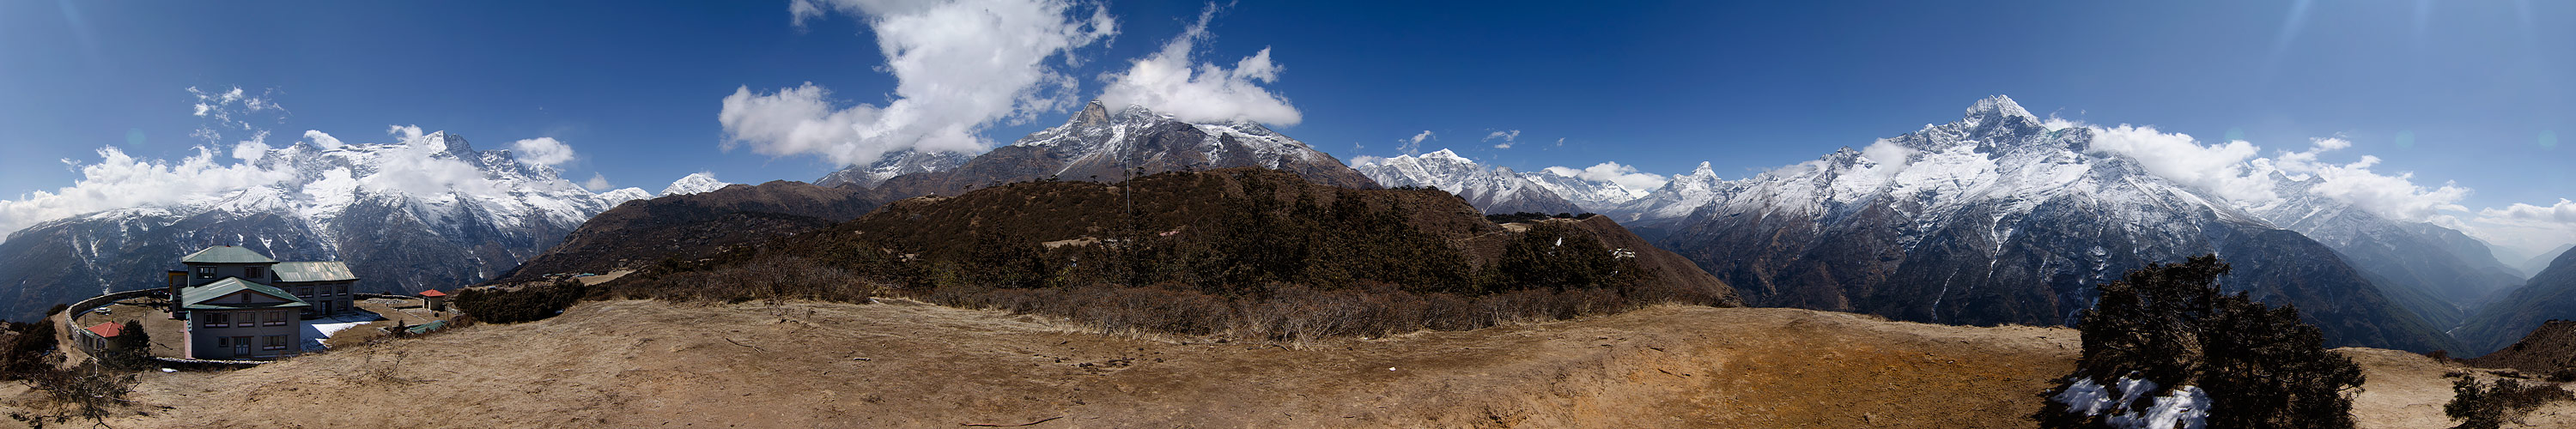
[1964,94,2038,129]
[661,172,731,196]
[0,130,641,317]
[1352,150,1583,214]
[1626,95,2460,352]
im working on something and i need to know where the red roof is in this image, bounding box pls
[419,289,447,297]
[84,322,123,338]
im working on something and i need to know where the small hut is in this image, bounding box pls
[79,322,124,354]
[420,289,449,312]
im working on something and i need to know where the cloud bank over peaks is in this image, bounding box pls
[2270,137,2469,223]
[1096,4,1300,126]
[2083,124,2279,204]
[0,146,299,234]
[1541,161,1670,194]
[726,0,1117,167]
[303,130,345,150]
[510,137,577,166]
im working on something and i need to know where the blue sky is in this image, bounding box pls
[3,1,2573,254]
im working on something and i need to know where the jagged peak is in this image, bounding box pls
[1421,148,1472,163]
[402,130,476,155]
[1689,161,1716,177]
[1967,95,2035,121]
[1960,95,2040,130]
[1074,100,1112,127]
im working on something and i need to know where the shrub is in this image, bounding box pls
[97,319,155,371]
[0,318,58,381]
[2445,378,2575,429]
[455,279,589,323]
[2037,255,2366,429]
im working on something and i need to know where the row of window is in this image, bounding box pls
[194,266,269,280]
[215,335,292,352]
[292,284,351,298]
[199,310,294,329]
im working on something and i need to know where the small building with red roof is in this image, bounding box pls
[78,321,123,353]
[421,289,450,312]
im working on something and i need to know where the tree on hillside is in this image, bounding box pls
[98,319,154,371]
[2037,255,2365,429]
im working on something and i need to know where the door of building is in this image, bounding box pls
[232,336,251,356]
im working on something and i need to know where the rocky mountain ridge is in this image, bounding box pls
[0,132,647,320]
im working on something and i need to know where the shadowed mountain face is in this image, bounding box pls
[860,101,1377,202]
[489,180,882,285]
[2246,176,2527,329]
[502,101,1386,290]
[2458,251,2576,356]
[817,167,1741,305]
[1634,96,2458,352]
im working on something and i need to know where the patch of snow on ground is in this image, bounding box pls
[301,313,383,350]
[2050,376,2210,429]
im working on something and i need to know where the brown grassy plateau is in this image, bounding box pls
[0,296,2540,428]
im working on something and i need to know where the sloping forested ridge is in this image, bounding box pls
[493,167,1740,342]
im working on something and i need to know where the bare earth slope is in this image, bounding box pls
[91,300,2063,428]
[59,299,2532,428]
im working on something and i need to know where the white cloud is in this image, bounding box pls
[186,86,284,144]
[228,130,274,163]
[583,172,614,191]
[0,146,297,234]
[1397,130,1434,154]
[2083,124,2279,204]
[231,141,270,163]
[1096,4,1300,126]
[386,124,424,142]
[729,0,1116,167]
[2265,137,2469,223]
[365,134,503,198]
[2466,199,2576,259]
[303,130,344,150]
[1485,130,1521,149]
[1543,161,1670,193]
[2042,115,2082,131]
[2483,199,2576,225]
[1859,139,1916,173]
[510,137,577,166]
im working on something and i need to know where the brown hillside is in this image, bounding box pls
[489,180,879,285]
[2468,319,2576,375]
[844,167,1492,251]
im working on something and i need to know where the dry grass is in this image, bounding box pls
[0,299,2510,428]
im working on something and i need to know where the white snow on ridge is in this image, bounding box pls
[1352,149,1575,212]
[661,172,731,196]
[15,131,634,256]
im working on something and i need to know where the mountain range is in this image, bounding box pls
[1351,149,1585,214]
[6,94,2568,354]
[1398,96,2474,352]
[0,132,650,320]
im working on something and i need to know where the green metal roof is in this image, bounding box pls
[272,262,358,282]
[179,278,311,310]
[404,320,448,335]
[180,245,279,264]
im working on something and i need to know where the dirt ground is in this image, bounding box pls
[0,299,2543,428]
